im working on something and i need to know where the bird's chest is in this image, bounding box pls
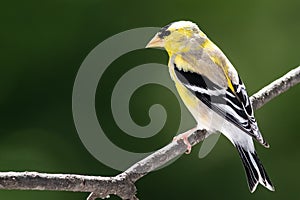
[168,59,220,130]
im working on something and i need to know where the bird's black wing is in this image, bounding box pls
[173,64,269,147]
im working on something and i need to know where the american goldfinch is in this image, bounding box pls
[146,21,274,192]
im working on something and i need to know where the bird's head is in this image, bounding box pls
[146,21,207,54]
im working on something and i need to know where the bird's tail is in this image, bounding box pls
[235,145,275,192]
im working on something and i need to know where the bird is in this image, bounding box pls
[146,21,275,193]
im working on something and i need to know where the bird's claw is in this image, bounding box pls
[173,134,192,154]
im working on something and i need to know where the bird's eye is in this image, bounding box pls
[158,30,171,39]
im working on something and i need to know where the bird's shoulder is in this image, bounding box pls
[170,50,228,89]
[170,50,269,147]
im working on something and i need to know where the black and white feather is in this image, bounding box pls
[172,62,274,192]
[149,20,274,192]
[236,145,274,192]
[173,64,269,147]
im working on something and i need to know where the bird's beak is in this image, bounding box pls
[146,34,164,48]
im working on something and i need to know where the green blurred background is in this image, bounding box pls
[1,0,300,199]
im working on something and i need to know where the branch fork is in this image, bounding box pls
[0,66,299,199]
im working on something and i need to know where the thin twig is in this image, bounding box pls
[0,66,299,200]
[250,66,300,110]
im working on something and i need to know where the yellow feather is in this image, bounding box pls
[175,81,198,108]
[168,63,198,110]
[210,55,235,93]
[200,38,213,50]
[173,54,196,72]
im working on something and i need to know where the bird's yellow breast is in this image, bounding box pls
[168,62,214,128]
[168,61,198,109]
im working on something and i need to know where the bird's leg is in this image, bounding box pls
[173,127,198,154]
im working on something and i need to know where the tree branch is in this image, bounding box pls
[250,67,300,110]
[0,66,299,200]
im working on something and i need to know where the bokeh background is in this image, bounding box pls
[1,0,300,199]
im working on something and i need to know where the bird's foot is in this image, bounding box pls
[173,128,197,154]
